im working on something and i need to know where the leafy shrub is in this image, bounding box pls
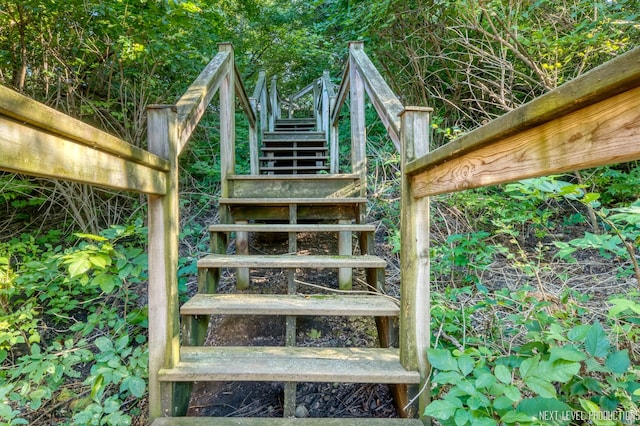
[0,223,150,425]
[426,288,640,425]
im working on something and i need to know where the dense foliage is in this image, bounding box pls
[1,0,639,424]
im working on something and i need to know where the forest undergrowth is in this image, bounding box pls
[1,136,639,424]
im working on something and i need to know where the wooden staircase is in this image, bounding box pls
[152,117,422,424]
[260,118,329,174]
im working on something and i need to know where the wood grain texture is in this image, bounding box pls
[208,223,375,233]
[411,85,640,197]
[197,254,386,269]
[0,116,167,195]
[158,346,420,384]
[180,294,399,316]
[405,46,640,177]
[175,51,229,152]
[0,85,169,172]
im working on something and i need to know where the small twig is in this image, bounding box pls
[294,279,400,305]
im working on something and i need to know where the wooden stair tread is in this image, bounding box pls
[259,156,329,161]
[261,146,328,152]
[264,131,325,137]
[158,346,419,384]
[219,197,366,205]
[152,418,424,425]
[197,254,386,268]
[209,223,375,233]
[227,174,358,181]
[260,166,330,171]
[181,294,399,316]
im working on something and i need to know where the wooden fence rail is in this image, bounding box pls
[0,85,169,194]
[406,46,640,198]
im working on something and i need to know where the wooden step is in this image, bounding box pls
[259,166,329,172]
[158,346,420,384]
[219,197,366,206]
[181,294,399,316]
[226,174,361,198]
[209,223,375,233]
[259,156,329,161]
[152,417,424,425]
[197,254,385,269]
[263,132,325,141]
[261,146,328,152]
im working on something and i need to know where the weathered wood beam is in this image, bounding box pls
[147,105,181,419]
[350,43,403,150]
[406,46,640,197]
[0,115,167,194]
[290,81,316,102]
[175,49,230,152]
[349,42,367,194]
[410,85,640,197]
[234,63,256,128]
[0,85,169,172]
[399,107,432,422]
[331,59,350,127]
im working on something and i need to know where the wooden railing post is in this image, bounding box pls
[399,106,433,422]
[269,76,278,131]
[322,71,331,145]
[219,43,235,200]
[147,104,180,420]
[249,96,259,175]
[349,41,367,204]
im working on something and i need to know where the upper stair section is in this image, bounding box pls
[260,118,329,175]
[222,174,365,222]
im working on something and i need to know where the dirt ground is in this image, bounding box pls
[185,230,404,419]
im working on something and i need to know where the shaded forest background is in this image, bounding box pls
[1,0,640,424]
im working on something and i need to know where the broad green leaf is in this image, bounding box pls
[424,399,458,420]
[493,395,515,411]
[549,346,586,363]
[494,364,512,384]
[89,253,111,269]
[517,397,573,425]
[433,370,462,384]
[124,376,145,397]
[427,348,459,372]
[68,257,91,278]
[604,349,630,374]
[458,354,474,376]
[504,385,522,403]
[608,298,640,317]
[525,376,557,398]
[469,417,497,426]
[467,393,491,410]
[475,372,496,389]
[454,408,470,426]
[519,355,540,379]
[501,410,536,423]
[540,359,581,383]
[567,324,591,342]
[93,272,119,293]
[579,399,617,426]
[585,322,610,357]
[95,336,114,352]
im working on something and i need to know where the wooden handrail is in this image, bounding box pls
[0,85,169,173]
[175,50,231,153]
[0,85,169,195]
[406,45,640,197]
[234,63,256,128]
[349,44,403,150]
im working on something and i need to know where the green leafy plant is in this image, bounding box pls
[426,289,640,425]
[0,224,150,425]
